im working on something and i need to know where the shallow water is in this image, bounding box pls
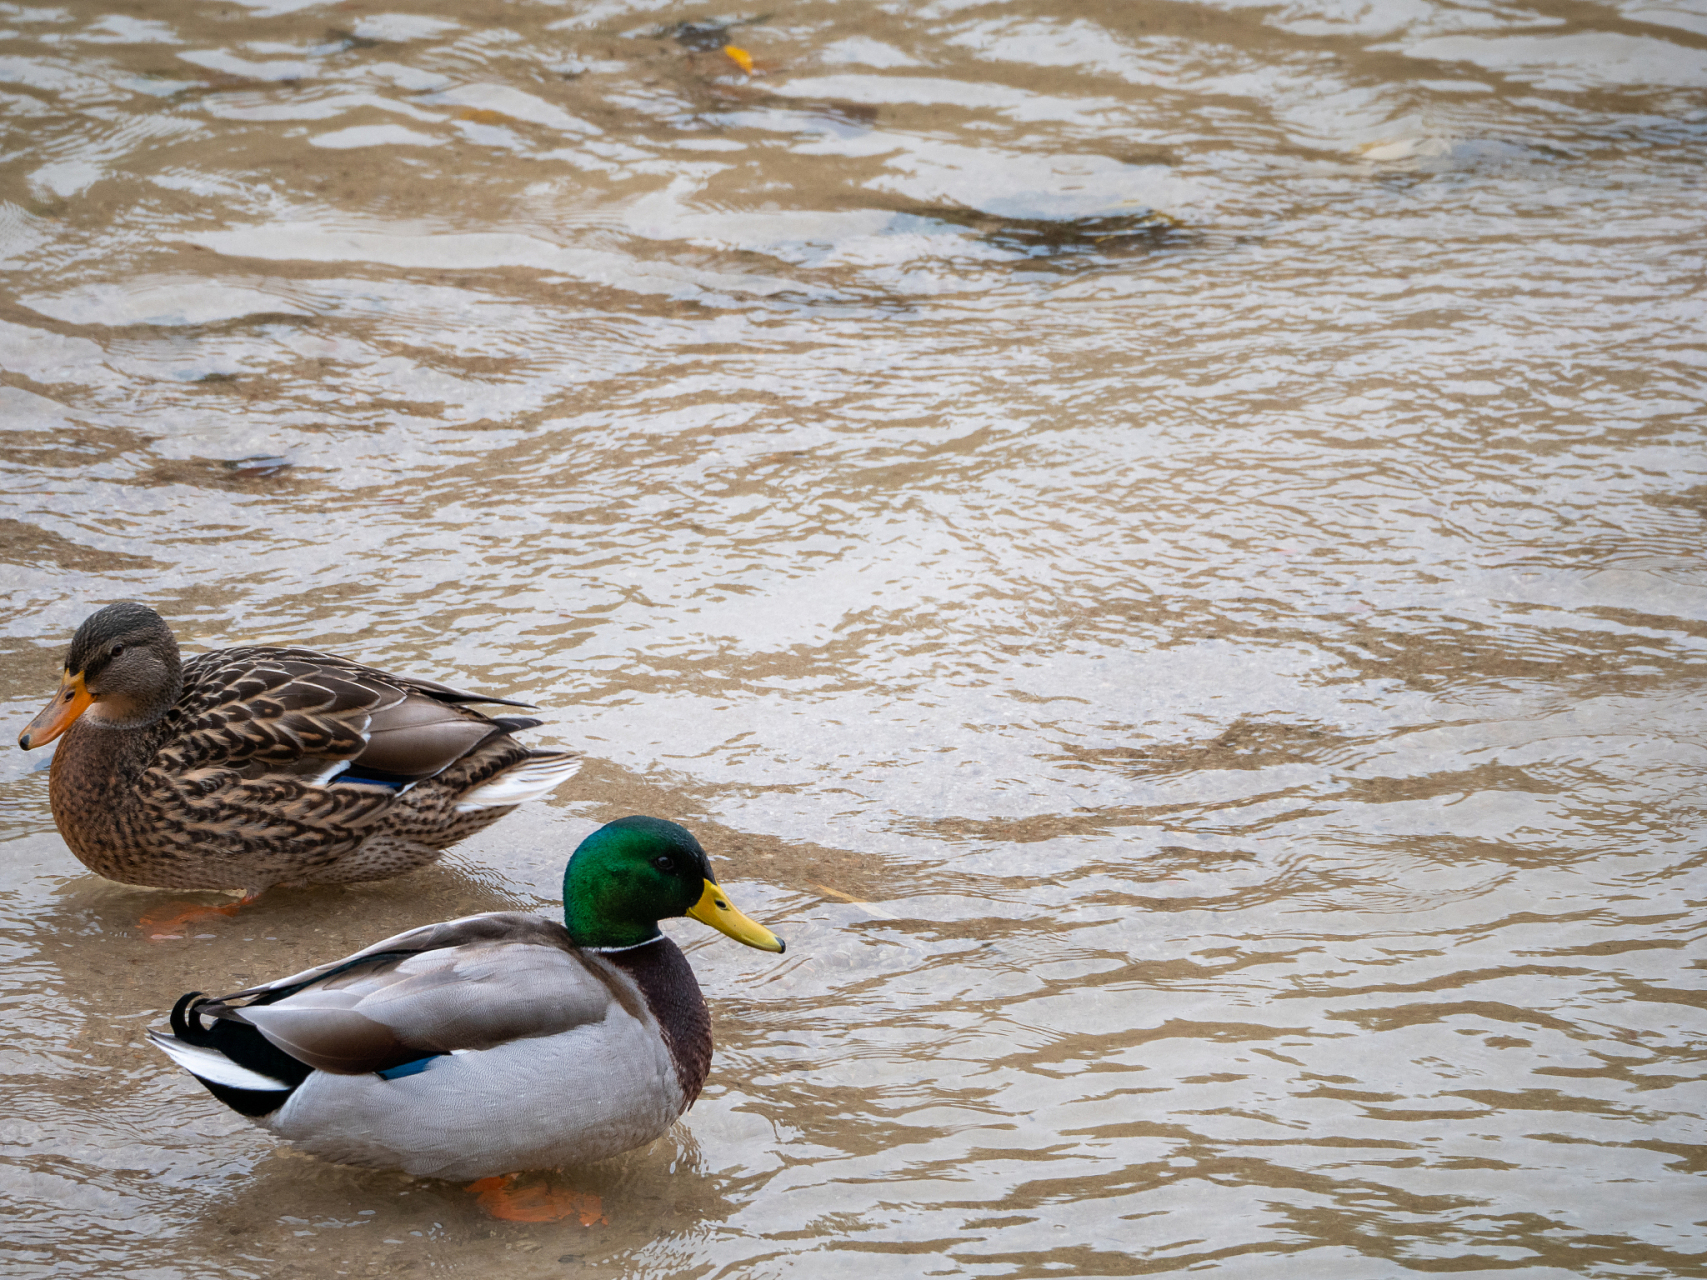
[2,0,1705,1275]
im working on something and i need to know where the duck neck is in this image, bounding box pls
[48,714,169,873]
[599,937,713,1105]
[562,890,663,950]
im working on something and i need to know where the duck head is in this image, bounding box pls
[19,602,182,749]
[564,816,785,954]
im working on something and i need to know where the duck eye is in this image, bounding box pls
[109,643,125,658]
[652,855,675,873]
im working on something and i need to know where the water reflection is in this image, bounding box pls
[3,0,1705,1275]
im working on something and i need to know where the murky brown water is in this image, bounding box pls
[3,0,1706,1275]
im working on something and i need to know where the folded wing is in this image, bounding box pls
[195,914,617,1075]
[161,647,532,784]
[121,651,548,866]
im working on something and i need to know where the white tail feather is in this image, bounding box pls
[455,752,582,812]
[147,1030,293,1092]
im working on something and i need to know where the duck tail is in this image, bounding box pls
[151,992,312,1117]
[454,750,582,812]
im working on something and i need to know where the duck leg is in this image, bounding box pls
[139,889,262,939]
[466,1173,607,1225]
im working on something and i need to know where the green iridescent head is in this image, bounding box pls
[562,816,785,954]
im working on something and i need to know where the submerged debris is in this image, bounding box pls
[662,18,762,74]
[225,455,293,477]
[144,455,296,489]
[665,19,745,51]
[909,206,1186,259]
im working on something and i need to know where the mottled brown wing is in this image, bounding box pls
[120,651,532,874]
[183,647,532,709]
[164,651,409,773]
[201,914,616,1074]
[164,648,520,783]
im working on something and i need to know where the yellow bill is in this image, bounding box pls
[19,670,92,750]
[687,879,785,953]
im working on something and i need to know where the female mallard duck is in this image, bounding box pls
[17,601,580,895]
[147,817,785,1178]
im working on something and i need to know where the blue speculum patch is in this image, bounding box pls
[376,1055,444,1081]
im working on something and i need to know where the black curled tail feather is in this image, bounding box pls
[171,992,211,1043]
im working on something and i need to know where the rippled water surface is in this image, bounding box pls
[3,0,1706,1275]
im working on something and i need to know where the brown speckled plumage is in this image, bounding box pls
[28,605,579,893]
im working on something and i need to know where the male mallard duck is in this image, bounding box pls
[17,601,580,895]
[147,817,785,1178]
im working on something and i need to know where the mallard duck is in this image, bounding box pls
[17,601,580,895]
[147,817,785,1178]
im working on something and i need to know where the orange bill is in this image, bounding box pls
[19,670,91,750]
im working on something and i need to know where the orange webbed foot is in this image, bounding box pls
[139,895,252,939]
[467,1173,607,1225]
